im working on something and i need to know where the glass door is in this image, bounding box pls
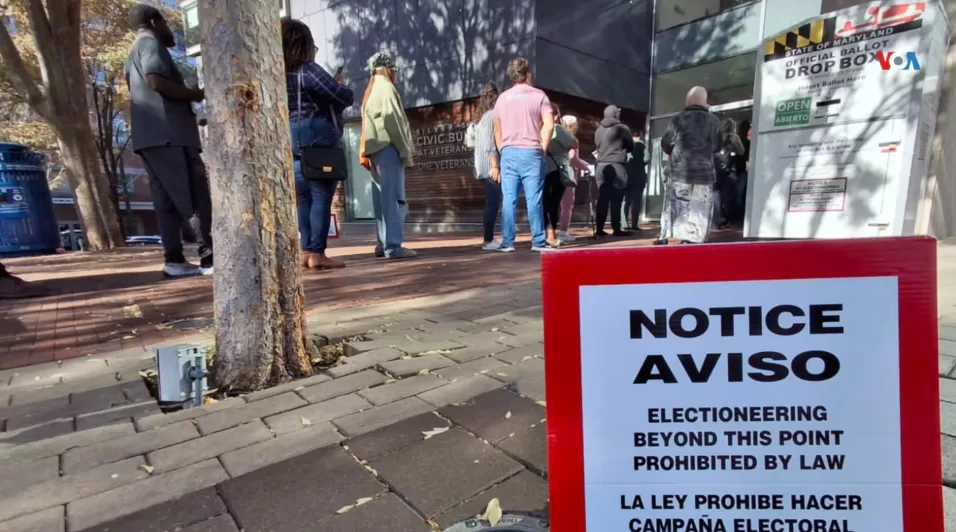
[342,122,375,220]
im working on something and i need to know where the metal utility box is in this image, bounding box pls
[155,344,208,405]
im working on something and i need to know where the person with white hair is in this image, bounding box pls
[557,115,591,242]
[542,104,579,247]
[657,86,722,244]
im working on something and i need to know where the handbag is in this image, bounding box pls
[549,153,576,187]
[296,67,348,181]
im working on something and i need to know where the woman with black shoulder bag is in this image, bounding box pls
[282,19,353,270]
[543,104,578,247]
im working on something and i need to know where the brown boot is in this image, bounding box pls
[300,251,312,268]
[0,275,49,299]
[308,253,346,270]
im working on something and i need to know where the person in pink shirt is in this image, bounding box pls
[556,115,590,242]
[492,57,554,252]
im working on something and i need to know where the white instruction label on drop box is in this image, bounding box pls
[578,277,902,532]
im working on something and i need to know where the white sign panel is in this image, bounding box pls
[578,277,901,532]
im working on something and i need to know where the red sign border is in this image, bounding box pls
[542,237,942,532]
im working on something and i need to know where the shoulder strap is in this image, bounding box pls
[296,67,303,150]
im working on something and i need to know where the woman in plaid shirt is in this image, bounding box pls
[282,19,354,270]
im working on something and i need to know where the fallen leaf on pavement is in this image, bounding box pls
[301,417,312,426]
[139,465,154,474]
[122,335,137,340]
[505,411,512,419]
[536,401,546,407]
[355,497,373,506]
[478,498,503,526]
[422,427,449,440]
[203,397,218,404]
[336,504,354,514]
[418,369,430,375]
[385,378,396,384]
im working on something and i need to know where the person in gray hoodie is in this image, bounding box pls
[659,86,722,244]
[593,105,634,236]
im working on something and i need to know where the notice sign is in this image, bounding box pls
[788,178,847,212]
[542,238,942,532]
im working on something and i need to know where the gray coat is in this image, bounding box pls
[661,105,722,186]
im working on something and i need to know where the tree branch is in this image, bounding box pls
[0,10,44,110]
[24,0,59,95]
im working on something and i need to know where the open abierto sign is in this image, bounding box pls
[542,237,942,532]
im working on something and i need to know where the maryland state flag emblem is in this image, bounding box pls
[764,17,838,61]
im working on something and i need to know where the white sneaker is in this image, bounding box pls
[482,240,502,251]
[531,245,550,252]
[199,266,214,276]
[557,231,576,242]
[498,245,515,253]
[163,262,201,278]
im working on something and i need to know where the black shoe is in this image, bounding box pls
[652,239,667,246]
[629,225,643,231]
[595,230,608,238]
[612,229,631,237]
[374,245,385,258]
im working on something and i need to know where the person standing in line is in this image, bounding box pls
[713,118,745,229]
[593,105,634,237]
[359,52,417,260]
[493,57,554,253]
[623,130,648,231]
[467,82,503,251]
[556,115,590,243]
[543,105,578,247]
[281,19,353,270]
[660,86,722,244]
[125,4,212,277]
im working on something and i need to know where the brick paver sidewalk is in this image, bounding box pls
[0,281,552,531]
[0,227,701,370]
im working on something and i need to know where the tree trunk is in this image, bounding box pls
[56,118,125,251]
[199,1,314,392]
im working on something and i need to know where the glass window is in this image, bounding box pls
[651,52,756,116]
[657,0,756,32]
[181,0,200,50]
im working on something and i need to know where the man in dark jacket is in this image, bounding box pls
[624,131,647,230]
[593,105,633,236]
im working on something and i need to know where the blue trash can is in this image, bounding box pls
[0,143,61,256]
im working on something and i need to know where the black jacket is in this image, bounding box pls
[594,105,634,164]
[661,105,721,186]
[626,140,648,186]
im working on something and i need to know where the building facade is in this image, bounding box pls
[178,0,953,229]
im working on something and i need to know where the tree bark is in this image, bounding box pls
[199,1,314,392]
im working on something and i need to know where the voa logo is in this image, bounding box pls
[874,50,921,70]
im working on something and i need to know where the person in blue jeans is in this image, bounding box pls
[359,52,417,260]
[282,19,353,269]
[492,58,554,252]
[467,82,503,250]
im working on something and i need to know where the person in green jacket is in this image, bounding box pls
[359,52,417,259]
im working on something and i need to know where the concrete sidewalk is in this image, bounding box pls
[0,281,550,531]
